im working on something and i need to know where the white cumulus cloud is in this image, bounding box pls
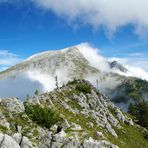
[76,43,148,81]
[108,56,148,81]
[77,43,110,72]
[32,0,148,35]
[1,0,148,35]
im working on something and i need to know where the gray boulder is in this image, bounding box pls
[0,133,20,148]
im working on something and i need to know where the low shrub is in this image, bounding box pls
[76,83,91,94]
[24,104,62,129]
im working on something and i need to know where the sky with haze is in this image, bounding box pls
[0,0,148,71]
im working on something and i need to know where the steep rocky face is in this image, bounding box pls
[0,80,148,148]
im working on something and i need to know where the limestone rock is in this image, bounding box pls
[95,131,104,138]
[0,133,20,148]
[83,137,119,148]
[62,119,70,129]
[13,133,33,148]
[0,98,24,113]
[71,123,82,131]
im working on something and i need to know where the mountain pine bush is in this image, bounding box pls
[128,99,148,129]
[24,104,63,129]
[75,83,91,94]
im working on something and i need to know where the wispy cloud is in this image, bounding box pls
[128,52,145,57]
[31,0,148,36]
[109,52,148,72]
[1,0,148,36]
[0,50,23,71]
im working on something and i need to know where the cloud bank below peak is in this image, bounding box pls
[33,0,148,36]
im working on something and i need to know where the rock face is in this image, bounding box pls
[0,98,25,113]
[0,80,148,148]
[109,61,127,73]
[0,134,20,148]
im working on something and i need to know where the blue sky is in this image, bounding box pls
[0,0,148,71]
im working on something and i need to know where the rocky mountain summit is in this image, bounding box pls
[1,45,148,111]
[0,80,148,148]
[109,61,127,73]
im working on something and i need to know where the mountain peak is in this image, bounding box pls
[0,44,148,102]
[110,61,127,73]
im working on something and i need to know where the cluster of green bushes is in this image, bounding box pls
[75,83,91,94]
[24,104,63,129]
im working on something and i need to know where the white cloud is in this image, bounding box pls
[108,57,129,64]
[0,50,23,71]
[0,73,44,99]
[75,43,148,80]
[109,52,148,72]
[26,70,56,91]
[77,43,110,72]
[32,0,148,35]
[125,65,148,80]
[108,55,148,80]
[1,0,148,35]
[127,58,148,71]
[128,52,144,57]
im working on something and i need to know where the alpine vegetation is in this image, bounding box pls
[0,80,148,147]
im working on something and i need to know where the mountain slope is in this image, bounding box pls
[0,46,126,98]
[0,44,148,111]
[0,80,148,148]
[110,78,148,110]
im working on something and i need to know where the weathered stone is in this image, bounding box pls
[61,119,70,129]
[83,137,119,148]
[71,123,82,131]
[95,131,104,138]
[0,98,24,113]
[0,133,20,148]
[13,133,33,148]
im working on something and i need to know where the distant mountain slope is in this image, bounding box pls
[0,80,148,148]
[110,78,148,110]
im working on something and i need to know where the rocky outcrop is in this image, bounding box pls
[0,134,20,148]
[83,137,119,148]
[0,98,24,113]
[12,133,33,148]
[0,80,147,147]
